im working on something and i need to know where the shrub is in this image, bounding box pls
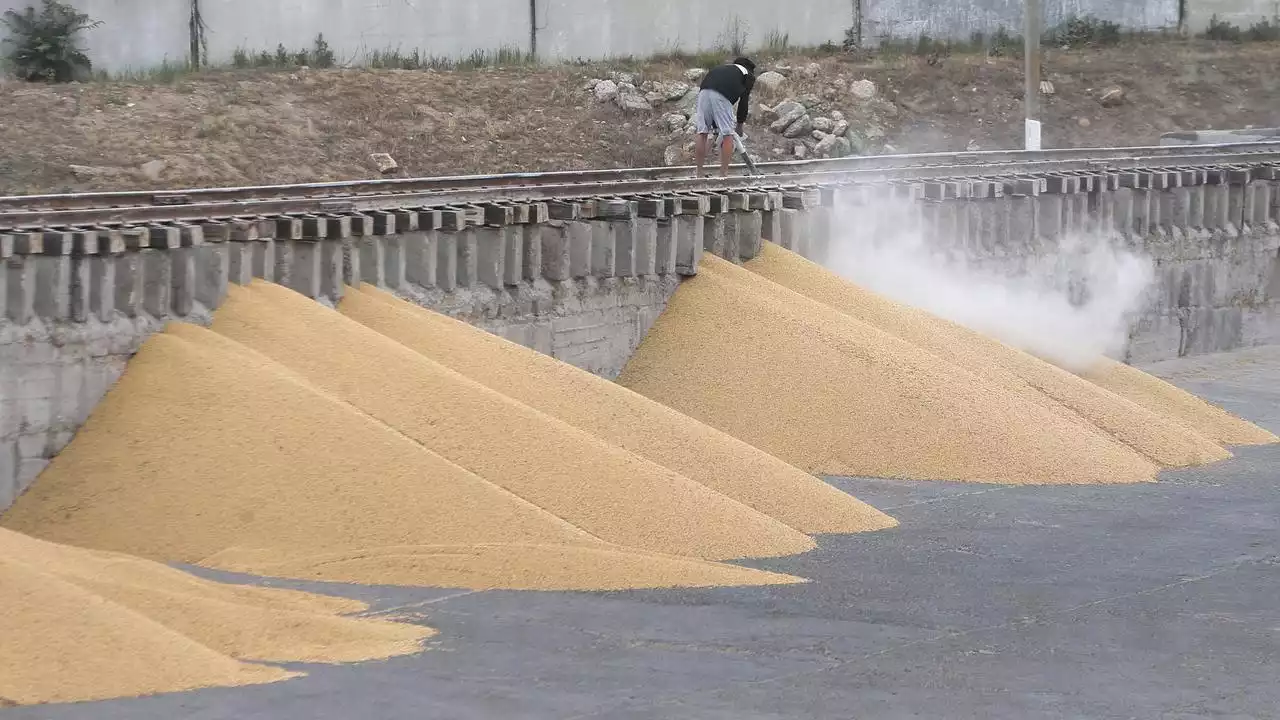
[1203,15,1243,42]
[1,0,101,82]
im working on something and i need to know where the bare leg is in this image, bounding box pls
[719,136,734,177]
[694,133,709,177]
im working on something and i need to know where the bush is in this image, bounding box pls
[1203,15,1243,42]
[1043,15,1122,48]
[1,0,101,82]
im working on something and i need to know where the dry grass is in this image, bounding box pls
[0,41,1277,193]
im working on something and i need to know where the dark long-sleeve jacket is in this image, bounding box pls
[700,63,755,124]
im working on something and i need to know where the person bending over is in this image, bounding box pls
[694,57,756,177]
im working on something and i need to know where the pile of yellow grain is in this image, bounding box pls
[1081,358,1279,446]
[618,253,1160,484]
[209,282,813,561]
[2,298,803,591]
[743,243,1238,467]
[337,284,895,535]
[0,527,429,706]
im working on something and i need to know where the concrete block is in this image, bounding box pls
[457,230,479,288]
[614,219,638,278]
[404,232,438,289]
[382,235,407,291]
[675,215,704,275]
[1035,194,1064,241]
[251,239,275,282]
[761,210,783,247]
[503,226,524,286]
[0,438,16,511]
[569,222,592,278]
[4,258,34,324]
[319,239,345,299]
[170,247,196,316]
[68,257,92,322]
[541,224,572,282]
[141,249,172,319]
[590,221,616,277]
[736,211,763,261]
[475,227,505,289]
[113,253,143,317]
[195,243,229,310]
[778,208,801,254]
[703,214,726,257]
[521,225,542,282]
[655,219,679,275]
[721,214,741,263]
[227,242,254,286]
[436,232,459,291]
[359,237,386,287]
[286,241,324,299]
[1007,196,1035,249]
[340,239,361,287]
[32,255,71,320]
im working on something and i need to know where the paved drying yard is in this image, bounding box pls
[8,346,1279,720]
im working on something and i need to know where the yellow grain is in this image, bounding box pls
[744,243,1230,468]
[337,284,895,535]
[2,325,800,590]
[0,527,437,706]
[618,254,1159,484]
[1081,358,1279,446]
[210,281,815,561]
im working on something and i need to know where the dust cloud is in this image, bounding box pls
[819,195,1155,371]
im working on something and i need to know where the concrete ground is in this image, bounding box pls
[8,346,1280,720]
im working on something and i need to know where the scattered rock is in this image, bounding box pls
[793,144,809,159]
[1077,117,1091,127]
[812,117,835,133]
[616,88,653,112]
[815,133,841,157]
[593,80,619,103]
[966,139,980,152]
[1039,80,1055,96]
[782,114,814,139]
[645,92,666,104]
[773,64,794,77]
[768,101,806,134]
[830,110,846,122]
[796,94,825,112]
[759,104,780,123]
[1098,85,1125,107]
[663,143,686,166]
[850,79,878,100]
[755,71,788,95]
[68,164,122,180]
[582,78,603,91]
[139,159,167,182]
[835,137,853,157]
[663,81,690,101]
[610,71,637,85]
[833,119,850,137]
[369,153,398,174]
[661,112,688,132]
[684,68,707,82]
[799,63,821,79]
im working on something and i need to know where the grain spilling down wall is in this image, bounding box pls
[3,170,1279,511]
[0,195,777,509]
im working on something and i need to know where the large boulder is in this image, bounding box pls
[782,114,814,139]
[850,79,877,100]
[755,71,788,95]
[593,80,619,103]
[768,101,806,134]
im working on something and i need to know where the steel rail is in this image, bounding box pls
[2,150,1277,230]
[1,140,1277,216]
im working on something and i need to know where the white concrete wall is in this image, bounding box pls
[862,0,1179,42]
[539,0,856,60]
[1185,0,1280,33]
[0,0,189,72]
[200,0,528,65]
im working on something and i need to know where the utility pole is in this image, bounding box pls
[1023,0,1042,150]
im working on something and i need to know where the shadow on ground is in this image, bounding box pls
[7,348,1279,720]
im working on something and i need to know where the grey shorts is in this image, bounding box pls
[694,89,737,138]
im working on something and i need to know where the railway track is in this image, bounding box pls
[1,141,1278,232]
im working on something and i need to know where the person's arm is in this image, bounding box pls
[735,76,754,131]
